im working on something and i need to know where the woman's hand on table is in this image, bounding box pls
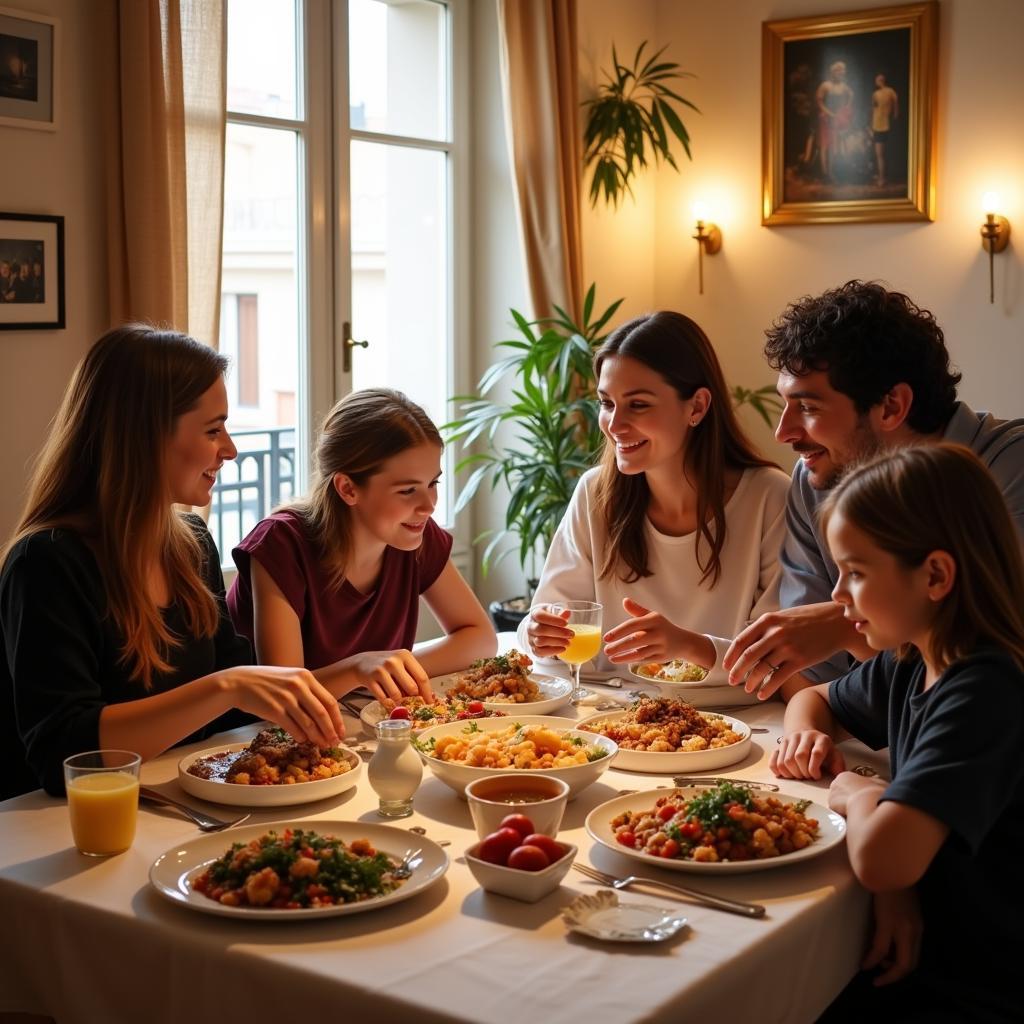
[603,598,713,666]
[771,728,846,780]
[864,887,923,986]
[224,665,346,747]
[341,649,434,704]
[525,605,572,657]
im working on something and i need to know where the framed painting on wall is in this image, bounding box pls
[762,2,937,225]
[0,5,58,130]
[0,213,65,330]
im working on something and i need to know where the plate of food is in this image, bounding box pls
[413,715,617,799]
[360,651,573,731]
[576,697,751,773]
[585,781,845,874]
[149,821,448,919]
[360,693,509,734]
[178,727,363,807]
[629,660,716,687]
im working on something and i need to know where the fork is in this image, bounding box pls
[572,862,766,918]
[139,787,251,833]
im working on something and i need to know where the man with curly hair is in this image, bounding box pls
[725,280,1024,696]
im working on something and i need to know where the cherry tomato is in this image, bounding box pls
[616,830,638,848]
[507,844,550,872]
[521,833,565,862]
[657,805,678,822]
[498,814,536,840]
[660,839,681,859]
[681,820,702,840]
[388,706,411,720]
[477,827,522,866]
[467,701,485,714]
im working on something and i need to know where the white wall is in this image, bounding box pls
[0,0,115,541]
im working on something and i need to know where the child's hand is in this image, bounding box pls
[828,770,886,815]
[771,729,846,780]
[603,598,693,664]
[864,887,923,986]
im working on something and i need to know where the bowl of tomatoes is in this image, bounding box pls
[464,812,577,903]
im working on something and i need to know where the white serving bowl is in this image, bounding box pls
[178,742,363,807]
[465,774,570,839]
[575,709,752,774]
[465,839,577,902]
[413,716,617,800]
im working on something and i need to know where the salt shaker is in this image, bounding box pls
[368,719,423,818]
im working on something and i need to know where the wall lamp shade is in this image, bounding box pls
[980,194,1010,304]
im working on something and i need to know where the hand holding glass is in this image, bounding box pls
[64,750,141,856]
[550,601,603,704]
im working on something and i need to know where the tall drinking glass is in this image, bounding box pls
[551,600,603,705]
[63,750,141,856]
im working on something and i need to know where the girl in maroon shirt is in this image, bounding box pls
[229,389,495,701]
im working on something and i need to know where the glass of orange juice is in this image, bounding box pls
[63,750,141,856]
[551,600,602,705]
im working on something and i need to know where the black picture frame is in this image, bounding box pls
[0,212,65,330]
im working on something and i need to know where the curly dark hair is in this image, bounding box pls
[763,280,961,434]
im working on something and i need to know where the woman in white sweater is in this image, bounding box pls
[519,311,800,701]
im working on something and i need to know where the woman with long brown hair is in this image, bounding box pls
[521,311,798,698]
[228,388,495,688]
[0,326,349,799]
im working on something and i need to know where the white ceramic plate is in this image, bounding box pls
[628,662,718,689]
[575,709,751,773]
[361,672,574,733]
[414,715,617,800]
[585,787,846,874]
[178,742,363,807]
[149,820,448,920]
[561,890,688,942]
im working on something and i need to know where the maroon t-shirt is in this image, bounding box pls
[227,509,453,671]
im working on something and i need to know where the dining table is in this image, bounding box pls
[0,642,888,1024]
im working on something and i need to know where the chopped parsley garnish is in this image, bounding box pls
[683,782,754,830]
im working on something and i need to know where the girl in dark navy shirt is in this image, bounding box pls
[774,443,1024,1022]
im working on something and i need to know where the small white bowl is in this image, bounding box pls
[413,716,617,800]
[465,774,570,839]
[464,840,577,903]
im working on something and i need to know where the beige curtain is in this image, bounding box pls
[107,0,226,348]
[497,0,584,323]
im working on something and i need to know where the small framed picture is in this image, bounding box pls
[762,2,938,224]
[0,5,59,131]
[0,213,65,330]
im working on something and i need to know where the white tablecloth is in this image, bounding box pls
[0,694,887,1024]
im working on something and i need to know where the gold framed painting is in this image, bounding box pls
[762,2,937,225]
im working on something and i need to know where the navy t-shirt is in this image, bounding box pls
[829,649,1024,1020]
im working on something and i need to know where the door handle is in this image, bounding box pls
[342,321,369,373]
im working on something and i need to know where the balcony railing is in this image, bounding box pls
[209,426,296,567]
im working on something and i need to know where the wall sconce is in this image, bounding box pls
[692,201,721,295]
[980,192,1011,304]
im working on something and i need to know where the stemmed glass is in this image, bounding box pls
[551,600,603,705]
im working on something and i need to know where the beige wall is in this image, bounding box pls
[0,0,115,540]
[584,0,1024,456]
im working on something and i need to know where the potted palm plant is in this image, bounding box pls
[444,285,623,629]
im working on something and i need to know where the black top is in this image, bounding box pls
[0,515,254,799]
[830,648,1024,1021]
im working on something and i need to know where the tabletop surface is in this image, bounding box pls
[0,653,889,1024]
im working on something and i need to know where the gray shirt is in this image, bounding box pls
[780,401,1024,681]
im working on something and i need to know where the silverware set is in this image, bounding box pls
[139,787,251,833]
[572,862,766,918]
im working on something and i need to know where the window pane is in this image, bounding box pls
[349,0,447,141]
[227,0,298,119]
[350,139,450,524]
[214,123,300,565]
